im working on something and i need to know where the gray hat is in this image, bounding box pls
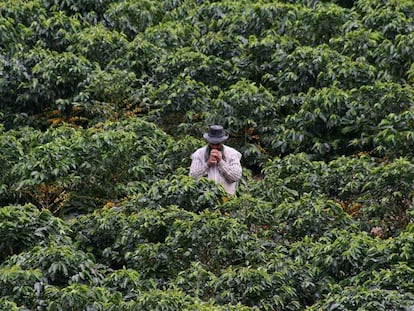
[203,125,229,144]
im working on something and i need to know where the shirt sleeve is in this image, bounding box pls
[217,152,242,183]
[189,152,208,178]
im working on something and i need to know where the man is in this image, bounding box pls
[190,125,242,195]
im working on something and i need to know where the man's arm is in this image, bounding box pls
[189,153,209,178]
[217,153,242,182]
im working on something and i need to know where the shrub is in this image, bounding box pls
[44,283,124,311]
[0,265,43,309]
[166,209,264,272]
[3,242,103,286]
[213,265,300,310]
[273,193,354,241]
[0,204,68,261]
[306,286,414,311]
[134,174,227,212]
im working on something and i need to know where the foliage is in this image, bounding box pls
[0,298,19,311]
[2,0,414,309]
[0,204,68,261]
[44,283,124,311]
[1,118,176,213]
[306,286,414,311]
[0,265,43,309]
[2,241,103,286]
[133,173,228,212]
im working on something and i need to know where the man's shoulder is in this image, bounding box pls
[223,145,242,158]
[192,145,208,156]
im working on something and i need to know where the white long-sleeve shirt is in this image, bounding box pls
[189,145,242,195]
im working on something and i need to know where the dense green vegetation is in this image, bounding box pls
[1,0,414,309]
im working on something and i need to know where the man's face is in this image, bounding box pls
[209,142,223,150]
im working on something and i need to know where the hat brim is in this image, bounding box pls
[203,133,228,144]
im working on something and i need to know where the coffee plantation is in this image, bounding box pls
[1,0,414,309]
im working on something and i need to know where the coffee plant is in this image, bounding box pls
[1,0,414,309]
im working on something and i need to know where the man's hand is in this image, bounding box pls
[207,155,217,166]
[210,149,222,163]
